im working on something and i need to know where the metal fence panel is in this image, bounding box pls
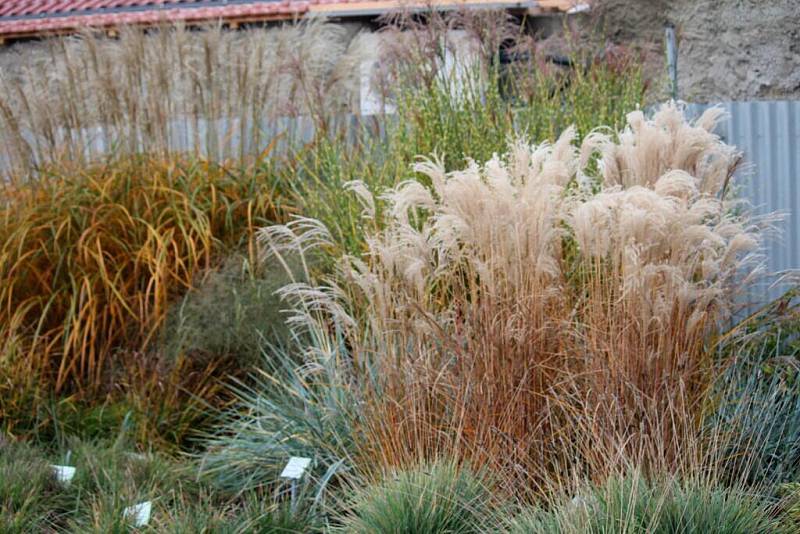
[685,101,800,305]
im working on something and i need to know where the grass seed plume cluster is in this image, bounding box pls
[256,103,765,499]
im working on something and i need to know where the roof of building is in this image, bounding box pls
[0,0,585,39]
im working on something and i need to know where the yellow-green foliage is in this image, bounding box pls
[0,156,281,435]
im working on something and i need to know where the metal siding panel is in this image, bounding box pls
[780,101,793,270]
[724,101,800,304]
[655,101,798,306]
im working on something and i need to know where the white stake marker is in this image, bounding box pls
[51,465,76,485]
[281,457,311,513]
[123,501,152,527]
[280,457,311,480]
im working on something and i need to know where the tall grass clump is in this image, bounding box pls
[381,11,647,165]
[248,103,765,501]
[343,102,760,491]
[199,333,358,495]
[0,22,361,173]
[0,156,281,439]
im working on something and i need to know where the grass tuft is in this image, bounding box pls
[337,461,499,534]
[510,474,783,534]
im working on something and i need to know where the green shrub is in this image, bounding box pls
[160,253,298,370]
[337,461,499,534]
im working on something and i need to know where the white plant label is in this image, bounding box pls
[123,501,152,527]
[280,457,311,480]
[51,465,76,485]
[125,452,148,462]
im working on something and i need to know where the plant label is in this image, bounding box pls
[51,465,76,485]
[280,457,311,480]
[125,452,149,462]
[123,501,152,527]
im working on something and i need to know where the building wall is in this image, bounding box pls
[3,1,797,104]
[589,0,800,102]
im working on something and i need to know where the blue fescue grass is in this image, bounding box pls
[336,461,501,534]
[705,291,800,490]
[197,331,359,500]
[509,474,785,534]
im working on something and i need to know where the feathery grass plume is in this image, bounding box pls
[259,102,766,499]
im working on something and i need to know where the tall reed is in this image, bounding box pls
[0,22,361,173]
[275,10,648,255]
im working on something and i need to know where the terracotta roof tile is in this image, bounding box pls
[0,0,579,38]
[0,1,314,37]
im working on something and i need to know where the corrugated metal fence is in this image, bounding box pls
[686,101,800,304]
